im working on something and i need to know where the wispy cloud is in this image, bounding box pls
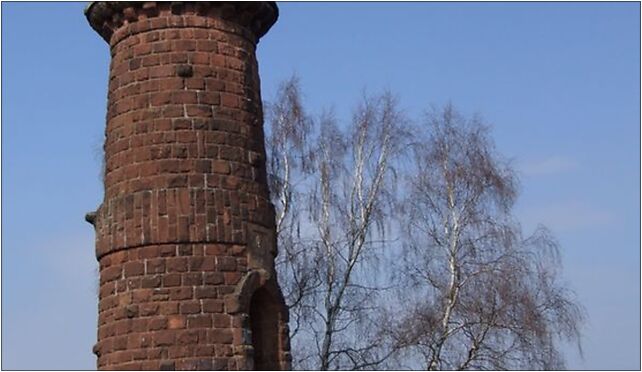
[520,156,579,176]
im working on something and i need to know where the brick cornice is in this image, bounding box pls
[85,1,278,43]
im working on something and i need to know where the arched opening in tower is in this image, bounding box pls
[249,286,281,370]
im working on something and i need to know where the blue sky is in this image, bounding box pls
[2,2,639,370]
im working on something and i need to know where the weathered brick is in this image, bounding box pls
[102,266,122,283]
[159,302,180,315]
[167,315,186,330]
[124,261,145,277]
[169,287,193,301]
[153,331,176,346]
[149,317,168,331]
[182,272,203,286]
[202,299,224,313]
[168,346,190,359]
[188,314,212,328]
[212,160,230,175]
[203,272,224,285]
[217,256,236,272]
[162,273,181,287]
[210,328,233,344]
[139,303,160,317]
[220,93,239,108]
[195,286,218,299]
[176,329,199,345]
[141,275,161,289]
[146,258,165,274]
[213,313,231,328]
[166,257,187,272]
[179,301,201,314]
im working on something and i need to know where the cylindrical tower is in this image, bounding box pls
[84,2,290,370]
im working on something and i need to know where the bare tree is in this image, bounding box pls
[393,104,585,370]
[266,79,584,370]
[307,92,407,370]
[266,81,408,369]
[265,75,311,236]
[265,76,320,350]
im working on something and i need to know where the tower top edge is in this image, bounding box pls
[85,1,278,43]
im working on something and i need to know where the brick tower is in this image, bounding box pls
[84,2,290,370]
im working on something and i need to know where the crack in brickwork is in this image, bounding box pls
[85,2,290,370]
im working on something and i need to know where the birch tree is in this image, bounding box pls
[265,76,320,349]
[393,104,585,370]
[266,79,584,370]
[266,81,408,369]
[306,93,407,370]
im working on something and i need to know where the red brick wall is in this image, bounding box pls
[85,2,290,370]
